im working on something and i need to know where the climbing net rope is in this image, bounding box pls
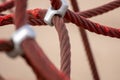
[0,0,120,80]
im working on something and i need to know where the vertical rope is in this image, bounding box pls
[22,55,44,80]
[14,0,43,80]
[0,0,14,13]
[22,39,70,80]
[1,0,13,13]
[14,1,69,80]
[49,0,71,78]
[53,16,71,78]
[14,0,27,29]
[70,0,100,80]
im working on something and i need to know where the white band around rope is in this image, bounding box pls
[7,24,36,58]
[44,0,68,26]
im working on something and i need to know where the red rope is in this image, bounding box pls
[0,1,120,38]
[22,55,45,80]
[13,0,70,80]
[65,10,120,38]
[0,40,13,52]
[70,0,100,80]
[1,0,120,18]
[14,0,27,29]
[0,0,120,79]
[0,39,70,80]
[22,39,69,80]
[1,8,120,38]
[0,0,14,13]
[53,16,71,78]
[79,0,120,18]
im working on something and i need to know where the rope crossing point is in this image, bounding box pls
[70,0,100,80]
[44,0,71,78]
[0,0,120,80]
[0,0,120,38]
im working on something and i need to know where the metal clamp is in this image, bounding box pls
[44,0,68,26]
[7,24,36,58]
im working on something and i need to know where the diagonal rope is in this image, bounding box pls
[1,0,120,18]
[79,0,120,18]
[0,40,13,52]
[53,16,71,78]
[70,0,100,80]
[13,0,70,80]
[0,0,120,79]
[0,0,14,13]
[22,55,44,80]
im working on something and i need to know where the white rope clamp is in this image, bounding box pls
[44,0,68,26]
[7,24,36,58]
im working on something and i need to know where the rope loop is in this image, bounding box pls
[7,24,36,58]
[44,0,68,25]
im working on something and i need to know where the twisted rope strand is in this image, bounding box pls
[50,0,120,38]
[79,0,120,18]
[0,0,119,17]
[70,0,100,80]
[22,39,70,80]
[65,10,120,38]
[14,0,69,80]
[22,55,44,80]
[0,0,120,26]
[1,0,14,13]
[0,0,14,13]
[0,7,120,38]
[0,40,13,52]
[0,39,70,80]
[14,0,43,80]
[0,0,119,79]
[53,16,71,78]
[14,0,27,29]
[2,0,120,18]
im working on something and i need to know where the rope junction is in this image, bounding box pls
[0,0,120,80]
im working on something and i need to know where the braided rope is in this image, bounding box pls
[22,39,70,80]
[1,8,120,38]
[22,55,44,80]
[65,10,120,38]
[0,0,120,79]
[70,0,100,80]
[1,0,120,18]
[53,16,71,77]
[14,0,70,80]
[0,1,120,38]
[0,0,14,13]
[79,0,120,18]
[0,40,13,52]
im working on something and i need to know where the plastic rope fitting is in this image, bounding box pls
[44,0,68,26]
[7,24,36,58]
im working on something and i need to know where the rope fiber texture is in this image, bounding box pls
[0,0,120,80]
[13,0,70,80]
[53,16,71,78]
[0,0,120,38]
[70,0,100,80]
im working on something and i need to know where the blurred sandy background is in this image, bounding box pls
[0,0,120,80]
